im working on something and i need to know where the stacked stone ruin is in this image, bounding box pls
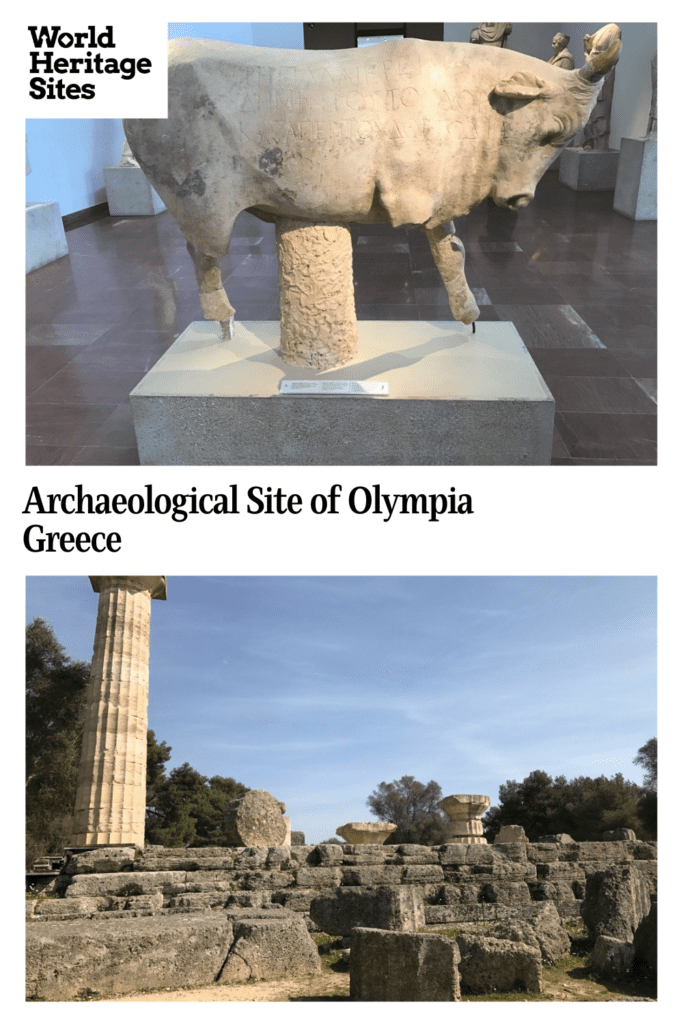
[26,836,656,998]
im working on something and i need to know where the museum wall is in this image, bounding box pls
[25,22,655,218]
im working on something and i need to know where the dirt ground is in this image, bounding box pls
[103,969,650,1002]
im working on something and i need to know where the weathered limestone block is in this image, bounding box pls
[336,822,397,845]
[310,885,425,935]
[137,848,236,872]
[489,842,530,862]
[232,869,295,891]
[316,844,344,866]
[271,888,321,913]
[628,841,657,860]
[184,871,237,893]
[342,851,392,866]
[396,844,441,862]
[341,865,403,887]
[456,935,543,994]
[224,790,287,847]
[342,843,396,860]
[276,217,359,370]
[529,881,576,903]
[266,846,293,868]
[489,902,571,964]
[633,902,657,980]
[224,891,271,909]
[603,828,637,841]
[108,893,164,912]
[576,841,630,862]
[480,881,532,904]
[591,934,635,979]
[581,864,653,942]
[439,844,468,865]
[295,867,343,888]
[287,845,318,865]
[65,847,136,874]
[168,893,219,911]
[26,912,232,1000]
[526,844,562,864]
[350,928,461,1001]
[465,844,495,865]
[65,870,187,898]
[32,896,109,917]
[71,576,166,848]
[538,834,575,844]
[219,916,321,982]
[232,847,270,870]
[439,795,490,844]
[495,825,529,844]
[537,863,587,882]
[403,864,444,883]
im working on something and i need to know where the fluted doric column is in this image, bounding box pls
[70,576,166,847]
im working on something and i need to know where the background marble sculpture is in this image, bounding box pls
[548,33,574,70]
[579,28,617,150]
[470,24,513,47]
[124,25,621,370]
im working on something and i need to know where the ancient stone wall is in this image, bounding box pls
[28,840,656,927]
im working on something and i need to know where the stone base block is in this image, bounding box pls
[310,885,425,935]
[130,320,554,465]
[559,148,620,191]
[26,910,319,1000]
[102,165,166,215]
[350,928,461,1001]
[26,201,68,272]
[613,137,657,220]
[456,935,542,994]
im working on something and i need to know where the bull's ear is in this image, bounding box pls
[492,71,549,100]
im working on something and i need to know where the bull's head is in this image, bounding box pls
[488,23,621,209]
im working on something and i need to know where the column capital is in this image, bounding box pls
[89,576,167,600]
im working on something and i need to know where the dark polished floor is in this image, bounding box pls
[26,171,656,465]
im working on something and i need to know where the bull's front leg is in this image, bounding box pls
[186,241,236,338]
[423,222,479,325]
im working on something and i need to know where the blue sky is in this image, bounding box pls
[26,577,656,844]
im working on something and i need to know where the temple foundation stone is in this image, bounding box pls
[70,576,167,848]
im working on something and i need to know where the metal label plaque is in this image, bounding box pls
[280,380,389,396]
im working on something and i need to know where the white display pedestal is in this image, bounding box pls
[130,321,554,466]
[103,166,166,216]
[613,137,657,221]
[559,148,620,191]
[26,201,68,272]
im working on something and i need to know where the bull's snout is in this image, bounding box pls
[496,192,533,210]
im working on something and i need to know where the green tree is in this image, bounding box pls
[634,738,657,791]
[634,738,657,839]
[367,776,449,845]
[26,618,90,868]
[483,769,647,842]
[145,758,248,847]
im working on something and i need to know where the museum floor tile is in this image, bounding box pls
[26,171,657,466]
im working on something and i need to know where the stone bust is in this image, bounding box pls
[548,32,574,70]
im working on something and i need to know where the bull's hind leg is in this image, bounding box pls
[423,222,479,325]
[186,241,236,338]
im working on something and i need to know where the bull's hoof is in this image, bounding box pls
[452,299,480,326]
[201,288,235,323]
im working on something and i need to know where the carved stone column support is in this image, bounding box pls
[439,794,491,845]
[336,822,398,845]
[70,576,167,847]
[276,216,358,370]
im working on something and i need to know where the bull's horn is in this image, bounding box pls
[576,23,622,83]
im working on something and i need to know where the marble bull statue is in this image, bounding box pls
[124,25,621,331]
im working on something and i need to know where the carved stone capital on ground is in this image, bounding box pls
[336,822,398,845]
